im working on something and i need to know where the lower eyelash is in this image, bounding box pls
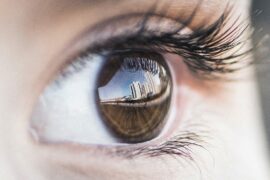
[113,131,204,160]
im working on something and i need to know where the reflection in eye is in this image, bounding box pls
[97,51,172,143]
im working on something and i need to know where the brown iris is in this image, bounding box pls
[96,51,172,143]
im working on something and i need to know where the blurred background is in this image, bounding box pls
[252,0,270,146]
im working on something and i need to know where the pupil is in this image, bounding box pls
[96,51,172,143]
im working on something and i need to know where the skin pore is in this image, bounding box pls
[0,0,269,179]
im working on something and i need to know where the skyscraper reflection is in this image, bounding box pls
[130,71,159,100]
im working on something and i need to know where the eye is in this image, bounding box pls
[30,49,174,145]
[30,10,246,148]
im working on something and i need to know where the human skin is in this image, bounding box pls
[0,0,269,179]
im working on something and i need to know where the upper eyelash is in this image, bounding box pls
[83,4,252,79]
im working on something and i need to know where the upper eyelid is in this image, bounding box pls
[70,12,183,53]
[67,0,210,54]
[73,1,224,52]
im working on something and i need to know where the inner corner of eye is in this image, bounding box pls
[30,50,174,146]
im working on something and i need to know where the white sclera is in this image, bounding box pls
[31,54,118,144]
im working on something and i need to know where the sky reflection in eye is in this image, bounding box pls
[98,69,163,102]
[97,55,167,103]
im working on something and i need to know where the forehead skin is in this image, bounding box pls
[1,0,270,180]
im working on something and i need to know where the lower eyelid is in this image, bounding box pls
[36,130,208,180]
